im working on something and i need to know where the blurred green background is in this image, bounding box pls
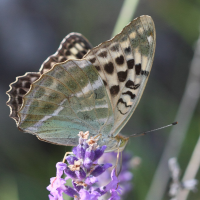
[0,0,200,199]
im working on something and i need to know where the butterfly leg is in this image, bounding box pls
[93,133,102,140]
[62,151,74,163]
[115,149,123,176]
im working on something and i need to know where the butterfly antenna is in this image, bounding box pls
[129,122,178,138]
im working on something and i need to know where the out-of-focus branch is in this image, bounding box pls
[111,0,139,37]
[177,135,200,200]
[145,34,200,200]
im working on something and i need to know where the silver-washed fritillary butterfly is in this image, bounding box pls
[7,15,156,152]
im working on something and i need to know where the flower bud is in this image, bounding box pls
[91,163,112,177]
[66,155,78,165]
[65,167,77,179]
[77,144,85,159]
[93,145,107,161]
[75,167,86,180]
[83,157,93,169]
[63,186,78,197]
[72,181,84,192]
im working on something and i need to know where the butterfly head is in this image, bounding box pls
[114,135,129,152]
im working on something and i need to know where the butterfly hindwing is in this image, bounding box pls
[18,60,114,146]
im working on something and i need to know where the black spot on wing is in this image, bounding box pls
[133,84,140,90]
[135,64,141,75]
[115,55,124,65]
[125,80,140,90]
[76,52,83,59]
[19,88,26,95]
[124,47,131,54]
[103,80,107,86]
[122,91,136,99]
[127,59,135,69]
[95,66,101,71]
[117,70,128,82]
[141,70,149,76]
[58,57,66,62]
[68,44,73,48]
[89,58,96,63]
[81,50,87,54]
[117,98,131,115]
[110,44,119,52]
[110,85,120,96]
[104,62,114,74]
[98,51,107,58]
[65,50,71,56]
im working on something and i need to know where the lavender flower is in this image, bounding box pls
[168,157,198,199]
[47,131,121,200]
[98,152,134,199]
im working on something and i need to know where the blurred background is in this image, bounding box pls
[0,0,200,199]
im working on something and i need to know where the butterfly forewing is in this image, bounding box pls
[84,15,156,137]
[40,33,93,74]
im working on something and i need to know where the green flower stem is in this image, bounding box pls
[112,0,140,37]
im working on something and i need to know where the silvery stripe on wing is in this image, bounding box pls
[26,104,65,132]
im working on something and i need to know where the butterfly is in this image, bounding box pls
[7,15,156,152]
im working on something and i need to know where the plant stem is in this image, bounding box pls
[176,135,200,200]
[145,34,200,200]
[112,0,140,37]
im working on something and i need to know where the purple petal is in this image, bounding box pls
[83,157,93,169]
[75,167,86,180]
[93,145,107,161]
[47,177,66,192]
[65,155,78,165]
[64,167,77,179]
[108,189,121,200]
[91,163,112,177]
[56,162,67,178]
[100,169,119,194]
[79,189,101,200]
[85,176,98,185]
[85,148,95,160]
[63,186,78,198]
[72,181,84,192]
[77,144,85,159]
[83,141,89,149]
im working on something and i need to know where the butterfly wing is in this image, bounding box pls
[39,33,93,74]
[7,15,156,150]
[84,15,156,137]
[18,60,114,146]
[7,33,92,123]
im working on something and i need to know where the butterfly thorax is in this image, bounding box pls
[103,134,129,152]
[115,134,129,152]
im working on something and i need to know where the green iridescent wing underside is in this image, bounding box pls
[18,60,114,146]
